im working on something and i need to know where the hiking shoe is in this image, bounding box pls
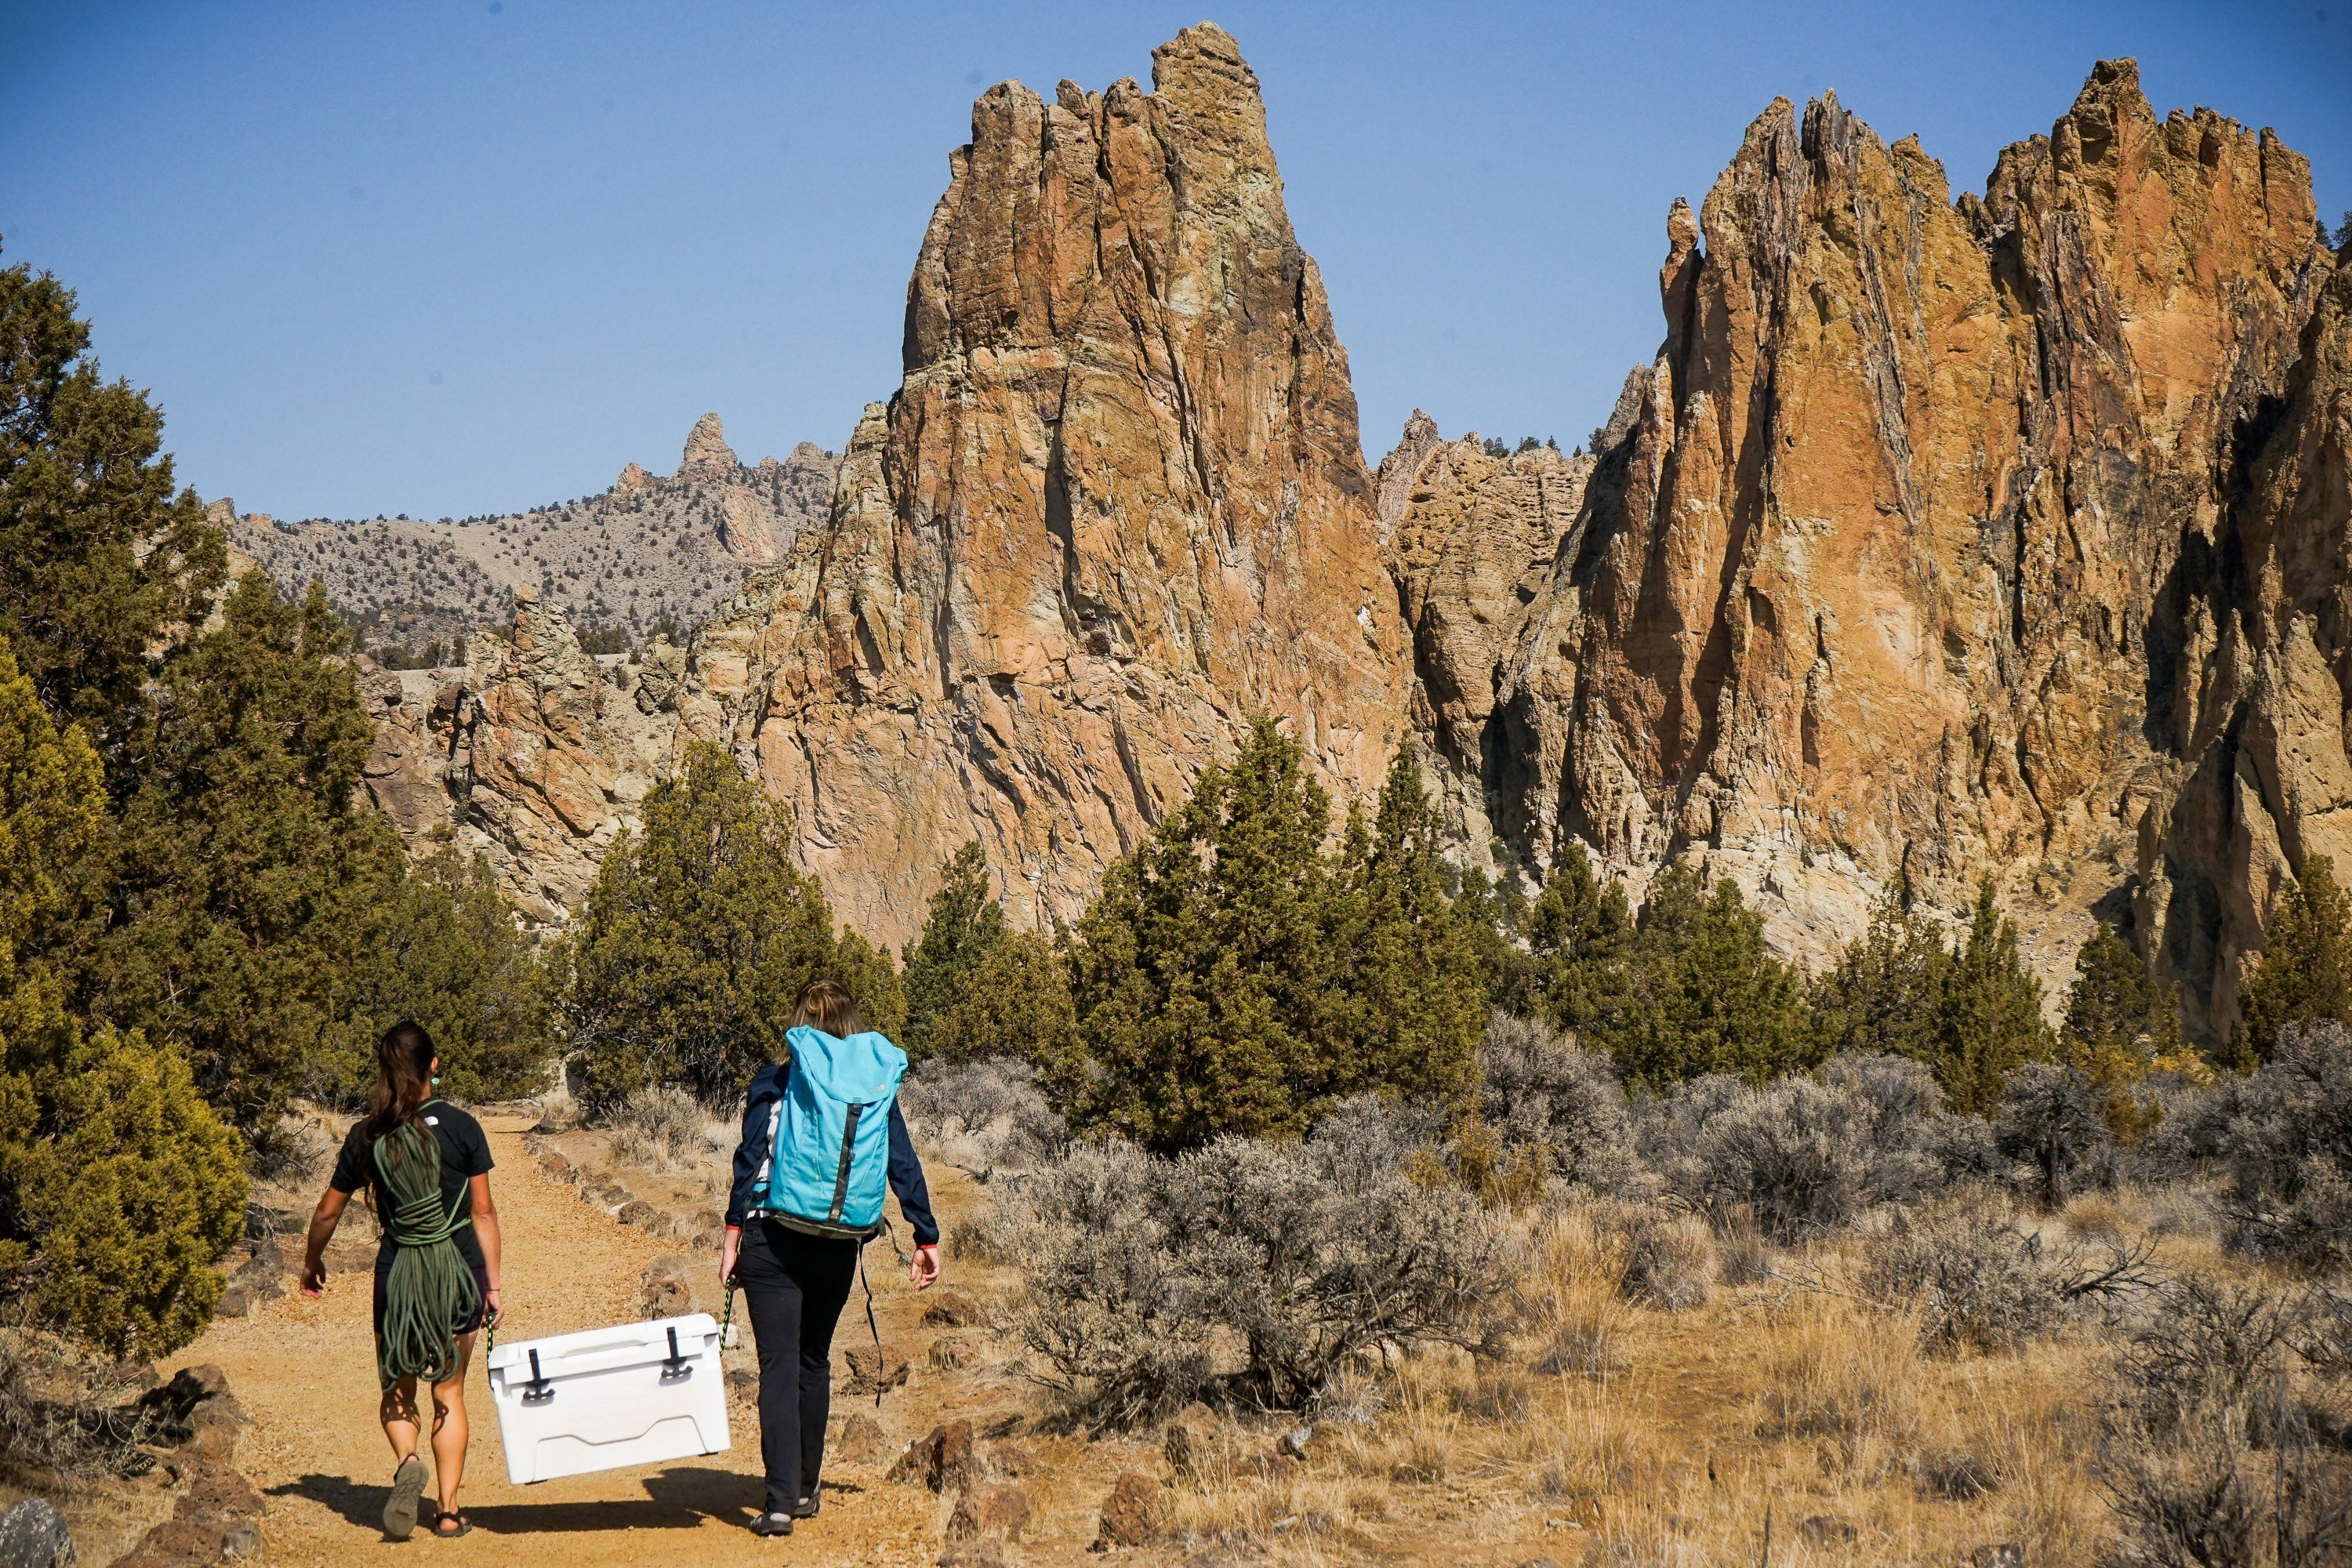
[749,1512,795,1537]
[790,1491,821,1519]
[384,1456,429,1540]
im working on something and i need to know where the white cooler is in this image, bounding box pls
[485,1313,730,1483]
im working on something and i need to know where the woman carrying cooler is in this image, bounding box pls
[724,978,941,1538]
[299,1021,503,1541]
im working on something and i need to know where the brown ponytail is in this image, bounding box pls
[789,978,862,1038]
[358,1020,438,1145]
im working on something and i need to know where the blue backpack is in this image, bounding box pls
[746,1025,908,1240]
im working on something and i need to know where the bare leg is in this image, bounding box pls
[430,1333,477,1522]
[380,1377,422,1462]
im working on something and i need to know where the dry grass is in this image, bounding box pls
[1132,1192,2265,1566]
[602,1086,729,1173]
[536,1105,2326,1566]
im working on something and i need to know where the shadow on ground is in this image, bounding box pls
[267,1465,757,1535]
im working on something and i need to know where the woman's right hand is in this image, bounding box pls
[299,1260,327,1298]
[720,1225,740,1286]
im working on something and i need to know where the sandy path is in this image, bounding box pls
[167,1115,946,1567]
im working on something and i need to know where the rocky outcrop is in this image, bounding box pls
[2143,245,2352,1029]
[677,412,738,479]
[1398,59,2332,1011]
[111,1367,263,1568]
[1374,409,1444,541]
[343,42,2344,1030]
[679,24,1408,939]
[1383,428,1595,867]
[358,586,686,922]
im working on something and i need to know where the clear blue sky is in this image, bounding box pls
[4,1,2346,523]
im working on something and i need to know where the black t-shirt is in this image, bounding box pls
[331,1102,493,1270]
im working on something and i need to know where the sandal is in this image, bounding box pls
[383,1455,429,1540]
[432,1512,474,1538]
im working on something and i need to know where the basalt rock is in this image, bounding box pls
[1401,58,2333,1022]
[111,1368,263,1568]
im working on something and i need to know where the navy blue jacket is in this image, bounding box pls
[724,1059,938,1246]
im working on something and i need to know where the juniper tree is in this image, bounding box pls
[330,841,556,1105]
[1054,718,1349,1149]
[0,637,245,1357]
[1330,743,1486,1109]
[1809,882,1950,1062]
[1454,866,1537,1016]
[96,575,408,1133]
[1933,879,2053,1115]
[2233,853,2352,1068]
[920,931,1077,1067]
[561,741,900,1111]
[2060,921,2187,1137]
[1525,843,1632,1032]
[1055,724,1483,1150]
[1612,866,1816,1089]
[0,253,225,764]
[901,840,1008,1063]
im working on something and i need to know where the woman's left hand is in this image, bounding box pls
[484,1287,503,1327]
[909,1243,940,1291]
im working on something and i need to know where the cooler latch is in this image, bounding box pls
[521,1348,555,1404]
[659,1326,693,1383]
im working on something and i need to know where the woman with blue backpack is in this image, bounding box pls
[723,978,941,1538]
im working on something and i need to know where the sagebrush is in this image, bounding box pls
[996,1098,1512,1426]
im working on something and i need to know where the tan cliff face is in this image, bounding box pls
[2143,247,2352,1032]
[353,42,2346,1033]
[691,23,1408,939]
[358,587,693,923]
[1385,58,2332,1018]
[1383,426,1595,869]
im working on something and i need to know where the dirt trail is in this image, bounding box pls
[165,1114,947,1567]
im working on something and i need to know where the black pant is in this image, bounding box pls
[735,1219,860,1514]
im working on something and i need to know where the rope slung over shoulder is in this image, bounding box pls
[373,1108,480,1391]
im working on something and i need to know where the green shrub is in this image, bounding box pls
[1811,879,2054,1116]
[0,636,243,1357]
[1610,865,1816,1089]
[96,575,408,1132]
[561,741,902,1111]
[0,252,225,762]
[0,1018,246,1358]
[900,840,1007,1064]
[328,842,556,1105]
[2234,853,2352,1068]
[1052,722,1483,1151]
[922,930,1076,1065]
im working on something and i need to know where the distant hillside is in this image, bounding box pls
[216,413,839,661]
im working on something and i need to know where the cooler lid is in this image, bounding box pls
[485,1312,719,1377]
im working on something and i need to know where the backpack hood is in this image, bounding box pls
[784,1025,906,1103]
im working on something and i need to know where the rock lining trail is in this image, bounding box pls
[163,1114,947,1566]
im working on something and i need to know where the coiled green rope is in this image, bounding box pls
[372,1112,481,1391]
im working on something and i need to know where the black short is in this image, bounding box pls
[372,1250,492,1348]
